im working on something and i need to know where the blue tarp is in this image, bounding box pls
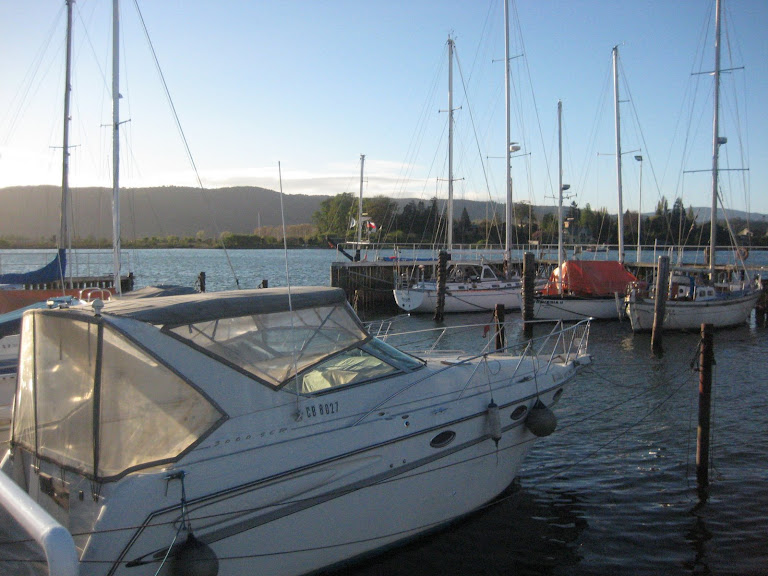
[0,249,67,285]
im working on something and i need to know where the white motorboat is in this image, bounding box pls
[0,286,591,576]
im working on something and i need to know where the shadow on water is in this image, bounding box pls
[322,480,587,576]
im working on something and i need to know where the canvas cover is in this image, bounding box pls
[0,249,66,286]
[540,260,637,297]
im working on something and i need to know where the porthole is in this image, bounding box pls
[510,405,528,420]
[552,388,564,402]
[430,430,456,448]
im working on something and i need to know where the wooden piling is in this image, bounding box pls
[494,303,506,351]
[696,323,714,500]
[522,252,535,339]
[434,250,448,322]
[651,256,669,355]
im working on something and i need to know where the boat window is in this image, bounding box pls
[167,304,367,388]
[481,267,497,280]
[363,337,424,370]
[97,327,223,478]
[292,347,398,394]
[15,314,97,471]
[13,313,223,481]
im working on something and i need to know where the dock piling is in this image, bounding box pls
[696,323,714,500]
[651,256,669,355]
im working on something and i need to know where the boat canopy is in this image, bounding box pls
[90,286,349,325]
[12,311,225,482]
[540,260,638,297]
[9,287,402,481]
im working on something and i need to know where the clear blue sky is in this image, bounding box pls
[1,0,766,218]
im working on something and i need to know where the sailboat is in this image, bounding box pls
[0,0,133,317]
[534,92,637,321]
[0,0,195,435]
[625,0,761,331]
[393,7,523,314]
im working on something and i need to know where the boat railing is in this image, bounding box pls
[374,318,591,366]
[354,319,590,426]
[0,455,79,576]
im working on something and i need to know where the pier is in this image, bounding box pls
[330,242,766,314]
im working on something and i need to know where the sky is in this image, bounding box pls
[1,0,767,219]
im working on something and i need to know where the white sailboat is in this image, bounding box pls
[0,286,591,575]
[625,0,761,332]
[393,6,523,314]
[533,92,636,321]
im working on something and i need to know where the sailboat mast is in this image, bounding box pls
[357,154,365,245]
[504,0,512,266]
[709,0,722,279]
[60,0,74,288]
[612,46,624,264]
[557,100,564,296]
[447,36,454,250]
[112,0,122,295]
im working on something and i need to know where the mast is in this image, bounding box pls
[612,46,624,264]
[557,100,564,295]
[504,0,512,268]
[357,154,365,245]
[60,0,74,287]
[447,36,454,250]
[709,0,722,279]
[111,0,122,295]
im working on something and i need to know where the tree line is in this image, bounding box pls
[1,192,765,249]
[314,193,768,248]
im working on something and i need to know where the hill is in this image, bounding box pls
[0,185,762,241]
[0,185,552,241]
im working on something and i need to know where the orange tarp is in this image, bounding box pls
[540,260,637,297]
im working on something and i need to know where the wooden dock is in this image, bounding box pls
[330,244,765,315]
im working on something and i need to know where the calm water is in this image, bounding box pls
[4,248,768,575]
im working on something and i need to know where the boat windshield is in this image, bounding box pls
[13,312,224,481]
[284,337,424,395]
[166,303,368,388]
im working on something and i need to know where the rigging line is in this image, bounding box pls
[509,0,548,206]
[392,43,446,198]
[453,50,495,209]
[1,3,64,146]
[556,363,695,433]
[130,0,241,288]
[545,373,693,484]
[278,161,301,418]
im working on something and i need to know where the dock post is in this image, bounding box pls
[696,323,714,500]
[434,250,447,322]
[651,256,669,355]
[494,303,506,351]
[522,252,535,339]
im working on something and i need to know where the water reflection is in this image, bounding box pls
[325,481,587,576]
[684,502,713,576]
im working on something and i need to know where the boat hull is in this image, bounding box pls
[393,285,521,313]
[533,294,625,321]
[625,289,761,331]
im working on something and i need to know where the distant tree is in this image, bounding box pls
[312,193,355,238]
